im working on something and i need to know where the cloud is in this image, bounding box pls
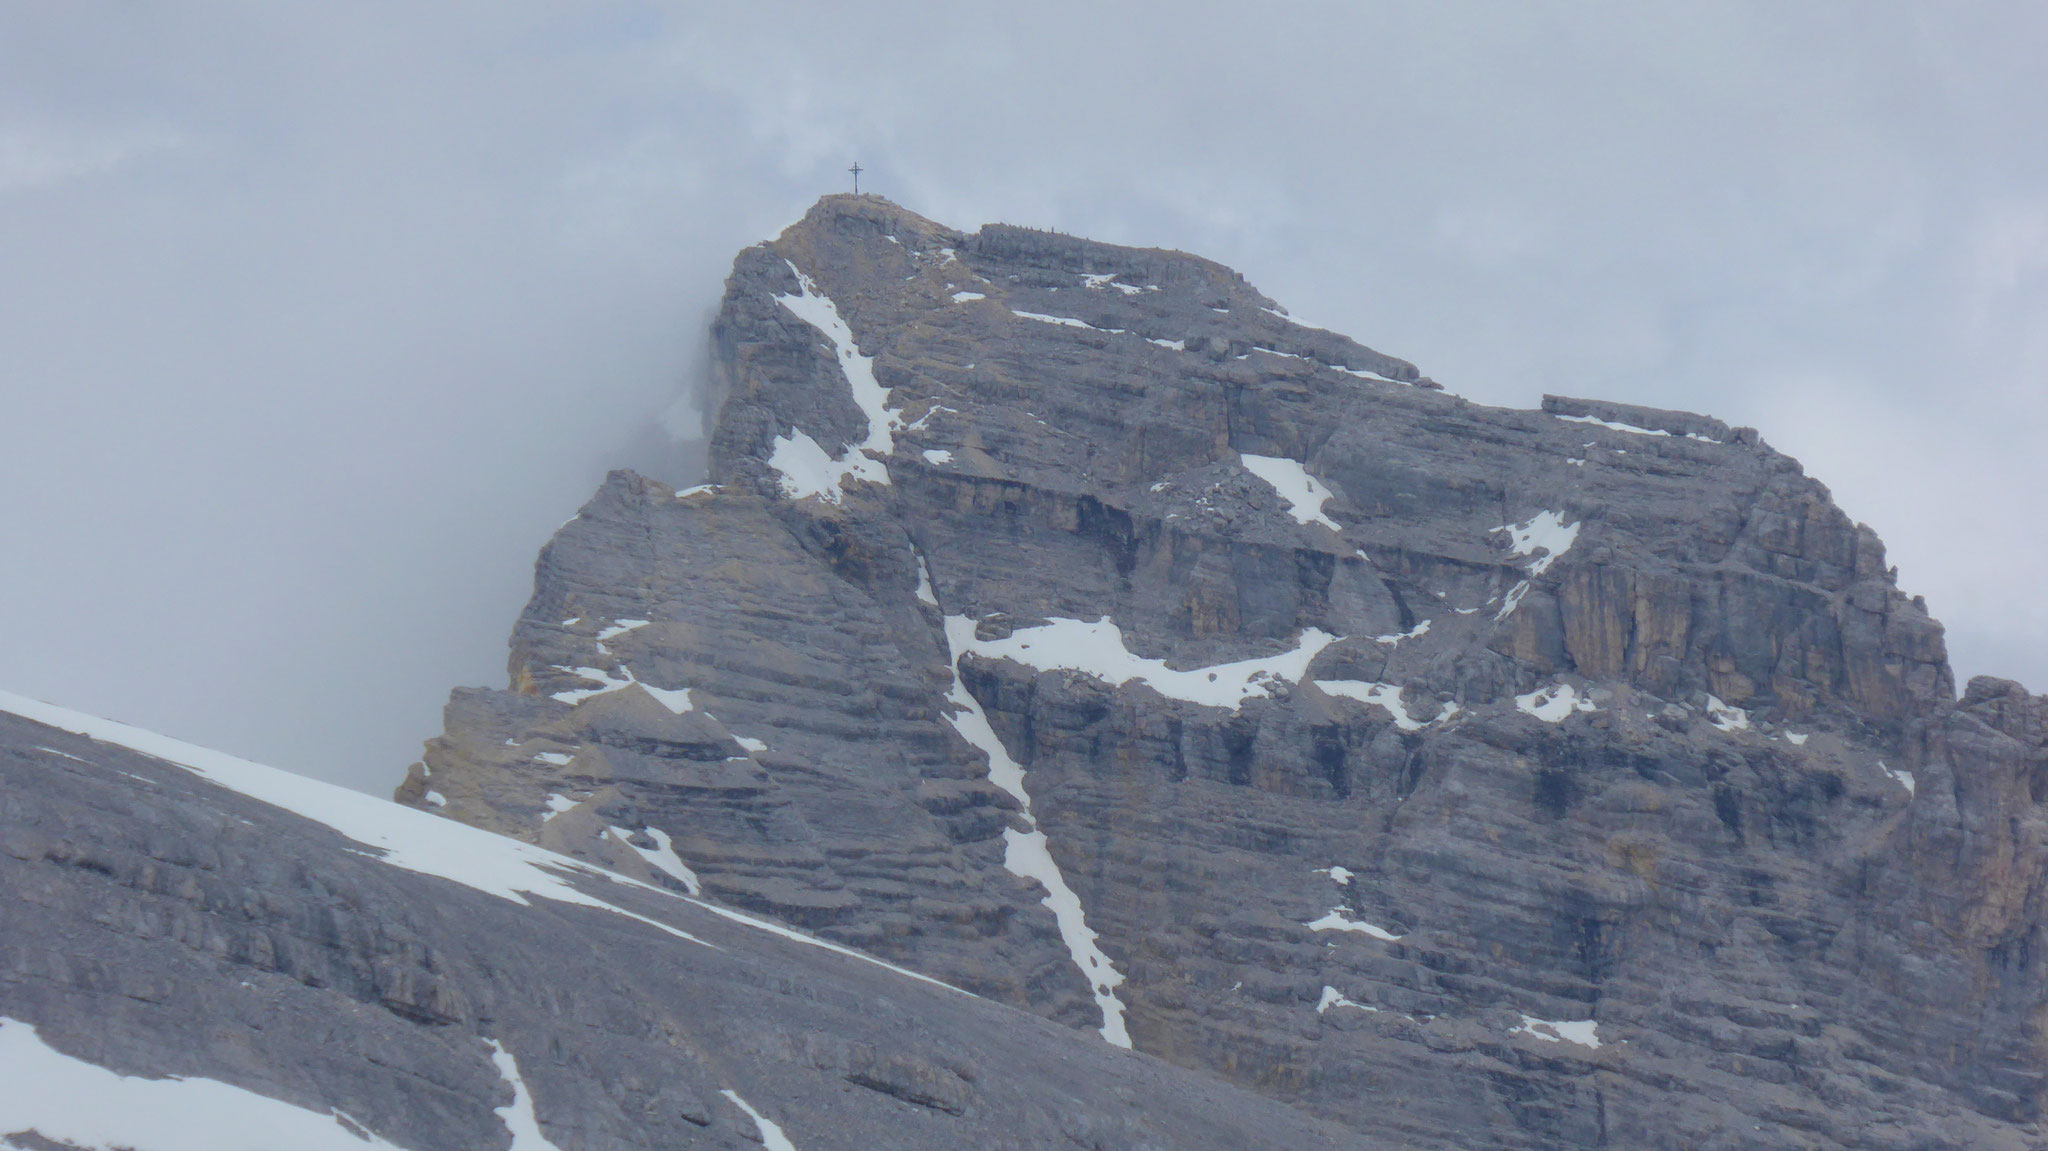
[2,2,2045,790]
[0,124,182,193]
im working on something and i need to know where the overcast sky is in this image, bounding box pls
[4,3,2044,792]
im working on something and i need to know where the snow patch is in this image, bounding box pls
[720,1090,797,1151]
[1305,909,1403,941]
[1509,1015,1602,1049]
[549,665,689,714]
[608,826,701,896]
[0,1016,409,1151]
[921,448,953,464]
[940,615,1130,1047]
[487,1040,566,1150]
[1239,454,1341,531]
[1784,731,1809,746]
[1880,761,1917,794]
[674,483,716,499]
[1554,413,1673,438]
[1705,694,1750,732]
[914,555,940,607]
[596,619,650,642]
[1316,680,1455,731]
[550,665,634,706]
[1515,683,1597,723]
[950,290,985,302]
[1317,986,1378,1014]
[425,790,447,807]
[769,261,902,503]
[1314,865,1354,884]
[533,752,573,767]
[734,735,769,753]
[636,683,694,716]
[541,793,579,822]
[1147,337,1186,351]
[1494,510,1580,576]
[964,616,1337,711]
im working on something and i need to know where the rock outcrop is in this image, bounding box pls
[402,195,2045,1147]
[0,697,1357,1150]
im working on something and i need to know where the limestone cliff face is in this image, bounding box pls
[404,195,2045,1147]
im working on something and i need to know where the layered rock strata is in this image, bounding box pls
[404,195,2048,1148]
[0,698,1356,1150]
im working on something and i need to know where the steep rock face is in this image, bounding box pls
[0,701,1359,1150]
[406,195,2043,1147]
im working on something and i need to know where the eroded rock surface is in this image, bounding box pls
[0,703,1356,1151]
[405,195,2047,1147]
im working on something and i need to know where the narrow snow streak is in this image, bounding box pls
[0,1017,408,1151]
[942,614,1131,1047]
[1317,986,1378,1014]
[1557,413,1719,442]
[1496,580,1532,621]
[486,1040,566,1151]
[965,616,1337,711]
[720,1090,798,1151]
[1374,619,1431,645]
[1306,909,1403,941]
[1509,1015,1603,1049]
[769,261,901,503]
[1239,454,1341,531]
[1010,309,1102,330]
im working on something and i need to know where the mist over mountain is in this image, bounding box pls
[4,4,2047,793]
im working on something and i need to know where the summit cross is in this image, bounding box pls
[849,162,862,195]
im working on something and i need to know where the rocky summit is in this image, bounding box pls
[381,195,2048,1148]
[5,193,2047,1149]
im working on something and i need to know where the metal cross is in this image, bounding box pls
[849,162,862,195]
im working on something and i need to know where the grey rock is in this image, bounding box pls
[0,709,1361,1150]
[400,193,2048,1145]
